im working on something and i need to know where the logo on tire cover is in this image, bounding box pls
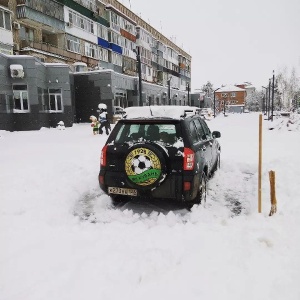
[125,147,161,186]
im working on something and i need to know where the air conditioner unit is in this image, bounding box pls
[10,64,24,78]
[13,22,21,30]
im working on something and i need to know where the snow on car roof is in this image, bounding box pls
[123,105,200,120]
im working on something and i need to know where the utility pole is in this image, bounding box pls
[167,77,171,105]
[268,79,271,119]
[262,86,268,115]
[187,82,190,106]
[134,47,143,106]
[271,70,275,121]
[223,94,227,116]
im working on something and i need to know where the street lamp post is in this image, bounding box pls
[262,86,268,115]
[167,77,171,105]
[271,70,275,121]
[187,82,190,106]
[133,47,143,106]
[268,78,271,119]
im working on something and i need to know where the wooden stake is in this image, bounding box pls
[269,170,277,216]
[258,114,262,213]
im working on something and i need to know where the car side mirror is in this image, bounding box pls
[212,131,221,138]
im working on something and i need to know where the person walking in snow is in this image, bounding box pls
[98,103,111,135]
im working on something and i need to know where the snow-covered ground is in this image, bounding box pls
[1,112,300,300]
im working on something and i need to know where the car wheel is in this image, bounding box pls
[193,172,207,205]
[123,143,167,190]
[216,153,221,170]
[211,154,220,175]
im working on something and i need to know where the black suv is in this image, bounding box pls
[98,106,221,204]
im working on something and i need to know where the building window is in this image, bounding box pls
[98,47,108,62]
[231,92,236,98]
[110,31,120,45]
[49,89,63,112]
[0,10,11,31]
[98,24,108,40]
[110,52,122,66]
[13,85,29,112]
[69,10,94,34]
[84,42,98,58]
[66,35,81,53]
[20,26,34,41]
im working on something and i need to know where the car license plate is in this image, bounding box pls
[108,187,137,196]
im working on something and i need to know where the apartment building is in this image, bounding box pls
[1,0,191,86]
[0,4,13,54]
[0,0,192,130]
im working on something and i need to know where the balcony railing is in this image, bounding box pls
[72,0,96,12]
[20,40,78,60]
[16,5,65,31]
[19,40,99,66]
[16,0,64,21]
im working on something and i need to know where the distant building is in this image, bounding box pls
[215,85,246,113]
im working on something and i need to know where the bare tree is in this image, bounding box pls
[276,67,299,110]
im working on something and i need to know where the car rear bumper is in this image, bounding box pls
[99,170,198,202]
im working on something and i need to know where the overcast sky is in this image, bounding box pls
[120,0,300,90]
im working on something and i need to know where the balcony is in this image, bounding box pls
[19,40,99,67]
[17,0,64,19]
[16,0,65,31]
[20,40,80,60]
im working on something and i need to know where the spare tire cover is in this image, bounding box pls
[124,144,167,189]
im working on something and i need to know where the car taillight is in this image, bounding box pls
[183,181,191,191]
[100,145,107,167]
[183,147,195,170]
[99,175,104,185]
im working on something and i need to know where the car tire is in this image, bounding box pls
[124,143,167,191]
[216,153,221,170]
[193,172,207,205]
[211,153,220,175]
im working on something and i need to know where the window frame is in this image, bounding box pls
[12,85,29,113]
[0,10,12,31]
[48,88,63,113]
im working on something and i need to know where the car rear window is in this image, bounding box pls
[114,123,178,145]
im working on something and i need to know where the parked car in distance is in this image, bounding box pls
[200,108,214,120]
[112,106,126,123]
[98,106,221,205]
